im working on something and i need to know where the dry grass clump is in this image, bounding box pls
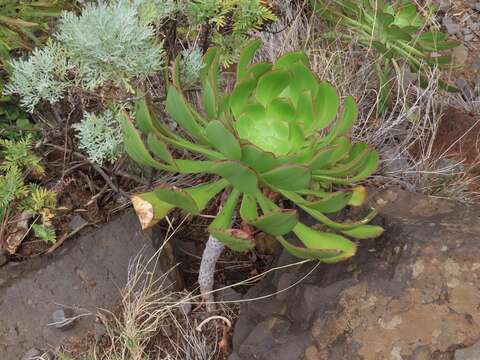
[56,248,237,360]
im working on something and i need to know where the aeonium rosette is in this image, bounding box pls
[120,39,383,263]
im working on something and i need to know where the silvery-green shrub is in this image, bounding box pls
[55,1,165,90]
[180,47,204,87]
[73,110,123,165]
[3,41,72,112]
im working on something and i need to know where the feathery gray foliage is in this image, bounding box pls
[3,41,72,112]
[55,1,165,90]
[181,47,204,87]
[73,110,123,165]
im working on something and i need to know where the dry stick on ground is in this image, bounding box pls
[45,143,133,198]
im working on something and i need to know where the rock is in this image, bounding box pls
[476,3,480,11]
[231,189,480,360]
[452,45,469,66]
[455,341,480,360]
[439,0,452,10]
[382,145,410,174]
[456,78,476,101]
[472,56,480,71]
[39,352,53,360]
[0,249,8,267]
[464,33,475,42]
[179,300,192,315]
[443,16,461,35]
[0,211,165,359]
[68,215,88,231]
[52,308,75,329]
[94,322,107,341]
[275,272,297,301]
[305,346,320,360]
[21,348,40,360]
[218,286,243,302]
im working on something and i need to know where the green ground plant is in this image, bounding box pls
[121,40,383,277]
[0,0,73,139]
[312,0,459,112]
[185,0,277,65]
[0,137,57,245]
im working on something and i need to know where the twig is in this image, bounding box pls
[196,316,232,332]
[46,221,92,254]
[45,143,129,198]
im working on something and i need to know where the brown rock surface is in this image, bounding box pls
[230,189,480,360]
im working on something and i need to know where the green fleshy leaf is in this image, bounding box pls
[237,39,262,82]
[247,62,273,79]
[131,180,228,229]
[166,86,209,144]
[348,186,367,206]
[331,96,357,138]
[205,120,241,160]
[240,144,281,173]
[315,145,371,176]
[309,137,351,169]
[304,192,353,213]
[315,81,339,129]
[240,193,258,222]
[274,51,310,68]
[175,159,216,174]
[292,223,357,262]
[284,62,318,104]
[210,228,255,252]
[202,77,217,120]
[297,91,315,133]
[200,47,218,80]
[341,225,384,239]
[147,134,175,165]
[147,185,200,214]
[229,77,257,118]
[276,235,347,261]
[119,111,173,171]
[255,70,291,106]
[134,95,156,134]
[209,188,240,229]
[187,179,229,211]
[213,161,259,194]
[261,164,311,191]
[299,205,378,230]
[252,209,298,236]
[314,150,379,184]
[282,190,351,214]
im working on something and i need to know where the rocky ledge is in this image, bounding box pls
[230,189,480,360]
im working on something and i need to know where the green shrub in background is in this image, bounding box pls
[312,0,459,113]
[185,0,277,65]
[0,1,73,138]
[0,0,71,59]
[0,137,57,245]
[122,40,383,262]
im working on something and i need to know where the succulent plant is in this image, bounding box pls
[121,40,383,263]
[312,0,459,112]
